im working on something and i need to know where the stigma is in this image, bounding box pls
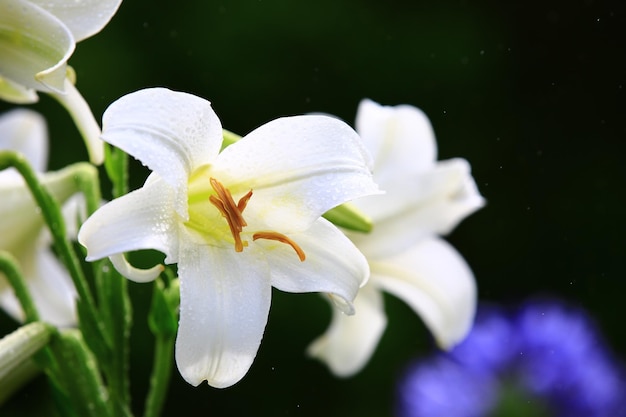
[208,177,306,261]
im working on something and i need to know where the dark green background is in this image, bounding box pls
[2,0,625,415]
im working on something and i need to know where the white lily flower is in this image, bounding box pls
[307,99,485,376]
[0,109,78,327]
[77,88,379,388]
[0,0,123,164]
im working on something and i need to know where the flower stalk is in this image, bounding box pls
[0,251,39,323]
[49,75,104,165]
[0,151,108,361]
[144,275,179,417]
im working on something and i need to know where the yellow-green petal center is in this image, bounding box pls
[186,165,305,261]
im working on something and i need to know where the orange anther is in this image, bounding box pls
[208,178,306,261]
[253,231,306,262]
[209,178,250,252]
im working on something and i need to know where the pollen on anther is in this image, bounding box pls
[253,231,306,262]
[237,190,253,212]
[208,177,252,252]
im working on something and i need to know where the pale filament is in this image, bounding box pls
[208,177,306,262]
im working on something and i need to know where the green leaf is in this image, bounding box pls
[104,143,129,198]
[94,260,133,417]
[323,202,373,233]
[220,129,241,151]
[76,298,111,365]
[47,330,112,417]
[148,277,179,338]
[144,275,178,417]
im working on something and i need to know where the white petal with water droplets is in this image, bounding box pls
[372,238,477,349]
[101,88,223,216]
[356,99,437,182]
[29,0,122,42]
[265,217,369,315]
[0,0,74,93]
[78,174,180,264]
[350,158,485,258]
[212,115,379,232]
[175,242,271,388]
[307,285,386,377]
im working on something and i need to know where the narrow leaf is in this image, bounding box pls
[323,202,373,233]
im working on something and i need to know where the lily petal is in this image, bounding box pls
[101,88,223,216]
[175,242,271,388]
[350,158,485,258]
[355,99,437,184]
[0,76,38,104]
[0,0,74,93]
[307,285,387,377]
[78,174,180,264]
[264,217,369,315]
[371,237,477,349]
[212,115,379,231]
[0,109,48,172]
[0,245,76,327]
[109,254,164,283]
[29,0,122,42]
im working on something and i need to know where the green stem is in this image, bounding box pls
[0,152,107,351]
[71,162,102,216]
[69,163,131,409]
[94,261,133,417]
[143,276,178,417]
[104,143,129,199]
[0,251,39,323]
[143,333,175,417]
[100,141,133,415]
[46,330,113,417]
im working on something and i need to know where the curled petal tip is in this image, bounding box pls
[109,253,163,283]
[328,293,355,316]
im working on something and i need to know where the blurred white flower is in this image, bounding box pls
[308,99,485,376]
[0,109,79,327]
[78,88,380,388]
[0,0,123,164]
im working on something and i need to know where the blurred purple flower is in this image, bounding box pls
[396,298,626,417]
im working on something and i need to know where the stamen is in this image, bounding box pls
[208,177,250,252]
[210,178,247,228]
[209,195,245,251]
[253,231,306,262]
[237,190,254,212]
[207,178,306,261]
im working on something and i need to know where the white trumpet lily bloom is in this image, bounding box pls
[0,0,123,164]
[307,99,485,376]
[0,109,78,327]
[77,88,379,388]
